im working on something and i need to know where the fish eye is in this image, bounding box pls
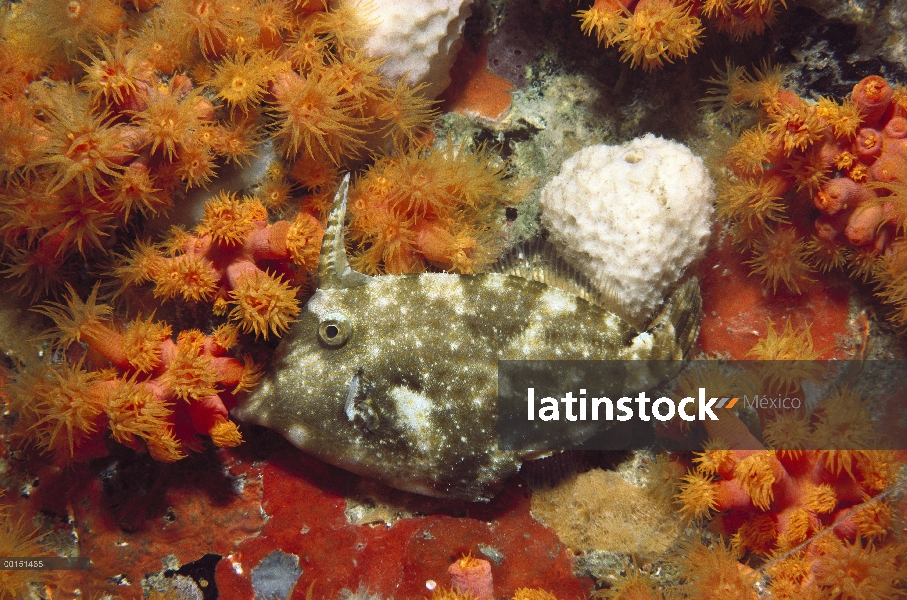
[317,313,352,347]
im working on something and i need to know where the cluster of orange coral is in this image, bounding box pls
[710,67,907,324]
[677,446,901,552]
[602,534,905,600]
[0,0,440,299]
[6,285,262,462]
[672,323,902,554]
[661,323,907,599]
[575,0,787,71]
[0,56,243,298]
[115,191,322,338]
[616,321,904,598]
[347,140,516,275]
[766,535,906,600]
[1,0,508,466]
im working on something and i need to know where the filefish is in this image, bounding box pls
[233,176,702,501]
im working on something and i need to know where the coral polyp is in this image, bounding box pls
[78,37,149,108]
[30,84,135,199]
[744,226,814,294]
[132,84,209,161]
[271,69,367,163]
[228,269,301,338]
[207,51,277,112]
[618,0,705,70]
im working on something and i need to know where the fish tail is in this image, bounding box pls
[648,277,703,358]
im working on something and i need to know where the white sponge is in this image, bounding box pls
[349,0,474,100]
[540,134,714,325]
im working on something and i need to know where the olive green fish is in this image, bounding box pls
[234,175,702,501]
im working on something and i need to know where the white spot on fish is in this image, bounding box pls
[389,386,434,452]
[540,288,576,314]
[631,331,654,355]
[344,372,360,422]
[287,424,309,446]
[483,275,506,290]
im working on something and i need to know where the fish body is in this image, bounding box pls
[234,176,702,501]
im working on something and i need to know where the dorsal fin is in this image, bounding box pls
[318,174,370,290]
[491,240,632,322]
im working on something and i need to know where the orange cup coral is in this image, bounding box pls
[115,192,322,339]
[347,140,516,275]
[576,0,787,70]
[709,65,907,326]
[8,285,262,463]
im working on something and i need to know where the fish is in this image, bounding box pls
[233,175,702,501]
